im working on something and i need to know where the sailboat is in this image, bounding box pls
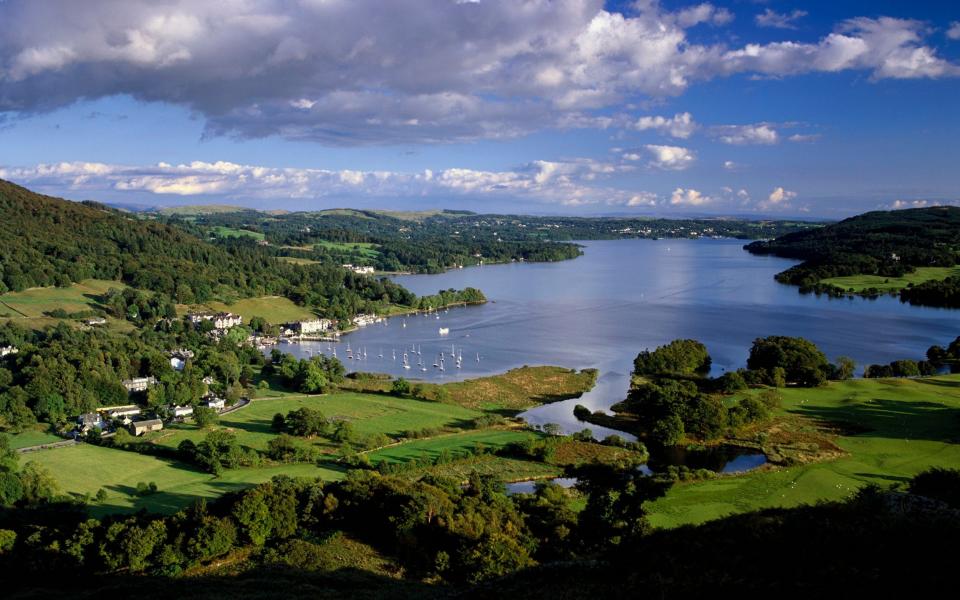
[378,348,383,359]
[417,344,422,355]
[476,352,480,363]
[402,352,411,369]
[392,349,396,360]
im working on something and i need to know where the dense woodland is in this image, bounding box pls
[746,206,960,306]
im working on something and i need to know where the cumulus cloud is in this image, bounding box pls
[645,145,696,170]
[948,22,960,40]
[722,160,739,170]
[755,9,808,30]
[670,188,711,206]
[0,2,956,144]
[0,158,655,209]
[631,112,697,139]
[713,124,779,145]
[755,186,798,211]
[788,133,821,143]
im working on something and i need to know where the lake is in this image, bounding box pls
[278,238,960,436]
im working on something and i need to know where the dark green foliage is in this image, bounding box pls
[285,407,330,438]
[193,406,219,428]
[391,377,412,397]
[908,467,960,508]
[746,336,830,387]
[632,339,711,378]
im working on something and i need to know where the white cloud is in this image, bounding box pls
[755,9,808,30]
[756,186,798,210]
[948,22,960,40]
[676,3,734,28]
[670,187,711,206]
[713,124,779,145]
[0,3,955,144]
[0,157,657,209]
[645,145,695,170]
[631,112,697,139]
[788,133,821,143]
[722,160,739,170]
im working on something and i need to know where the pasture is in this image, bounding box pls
[183,295,317,324]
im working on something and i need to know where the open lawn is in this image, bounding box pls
[647,375,960,528]
[822,266,960,292]
[25,443,345,516]
[182,296,317,324]
[211,226,265,240]
[312,239,380,258]
[277,257,321,265]
[4,429,61,449]
[368,429,534,464]
[0,279,132,331]
[148,392,485,456]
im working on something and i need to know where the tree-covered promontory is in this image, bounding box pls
[745,206,960,307]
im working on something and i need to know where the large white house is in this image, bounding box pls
[189,312,243,330]
[342,264,375,275]
[291,318,333,334]
[352,313,381,327]
[122,377,157,393]
[0,346,18,357]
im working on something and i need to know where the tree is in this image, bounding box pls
[285,407,329,437]
[18,461,59,503]
[391,377,411,397]
[833,356,856,380]
[633,339,711,378]
[267,434,299,462]
[193,406,218,428]
[747,336,830,387]
[271,412,286,432]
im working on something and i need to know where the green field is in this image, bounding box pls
[25,443,345,515]
[278,256,321,265]
[312,240,379,258]
[211,226,265,240]
[647,375,960,528]
[150,392,485,453]
[0,279,132,331]
[368,429,534,464]
[183,296,317,325]
[822,266,960,292]
[5,429,61,449]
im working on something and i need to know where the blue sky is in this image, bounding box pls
[1,0,958,217]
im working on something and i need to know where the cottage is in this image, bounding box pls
[122,377,157,393]
[169,348,195,360]
[129,419,163,436]
[189,312,243,330]
[0,346,18,357]
[77,412,105,432]
[85,317,107,326]
[204,397,226,411]
[172,405,194,418]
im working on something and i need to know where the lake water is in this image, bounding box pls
[279,239,960,437]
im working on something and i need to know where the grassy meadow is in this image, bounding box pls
[0,279,131,330]
[647,375,960,528]
[210,226,265,240]
[822,266,960,292]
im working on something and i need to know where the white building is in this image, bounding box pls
[172,405,194,418]
[122,377,157,393]
[85,317,107,326]
[342,264,375,275]
[77,412,105,432]
[352,313,381,327]
[292,318,333,334]
[0,346,17,357]
[170,357,185,371]
[189,312,243,330]
[204,397,226,411]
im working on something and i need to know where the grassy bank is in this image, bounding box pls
[822,266,960,292]
[646,375,960,528]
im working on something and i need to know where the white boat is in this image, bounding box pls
[439,327,450,335]
[476,353,480,362]
[402,352,411,369]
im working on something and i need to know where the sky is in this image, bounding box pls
[0,0,958,218]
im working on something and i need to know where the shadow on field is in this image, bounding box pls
[791,397,960,443]
[97,481,256,514]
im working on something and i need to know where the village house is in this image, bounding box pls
[85,317,107,326]
[0,346,18,357]
[172,405,194,418]
[122,376,157,393]
[204,397,226,411]
[170,357,185,371]
[76,412,105,433]
[129,419,163,436]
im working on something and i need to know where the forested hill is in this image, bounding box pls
[744,206,960,307]
[0,179,415,312]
